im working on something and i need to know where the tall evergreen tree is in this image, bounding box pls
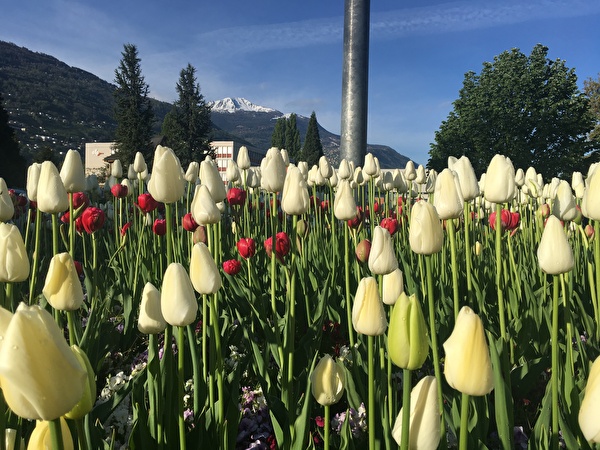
[584,73,600,145]
[0,90,26,187]
[113,44,154,169]
[285,113,301,161]
[301,111,323,167]
[271,117,287,149]
[161,64,213,167]
[428,44,596,177]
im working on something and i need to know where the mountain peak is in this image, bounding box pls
[209,97,277,114]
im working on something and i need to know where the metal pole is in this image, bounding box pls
[340,0,370,168]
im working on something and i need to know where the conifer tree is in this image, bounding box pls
[113,44,154,169]
[301,111,323,167]
[271,117,286,149]
[285,113,301,162]
[162,64,213,167]
[0,90,26,187]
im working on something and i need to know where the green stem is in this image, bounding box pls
[459,392,470,450]
[368,335,376,450]
[463,202,473,295]
[49,418,65,450]
[400,368,412,450]
[28,208,42,303]
[69,192,75,258]
[209,292,225,434]
[324,405,330,450]
[344,223,355,348]
[495,204,507,344]
[447,218,459,320]
[75,417,89,450]
[176,326,187,450]
[52,213,59,256]
[165,203,174,265]
[551,275,560,450]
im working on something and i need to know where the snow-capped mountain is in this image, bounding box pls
[209,97,277,114]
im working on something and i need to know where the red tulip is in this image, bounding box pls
[182,213,198,232]
[237,237,256,259]
[120,222,132,237]
[60,211,70,224]
[264,232,291,262]
[81,207,106,234]
[320,200,330,213]
[111,184,128,198]
[73,260,83,277]
[153,218,166,236]
[227,188,247,206]
[489,209,520,232]
[72,192,89,209]
[74,216,85,234]
[223,259,242,275]
[137,193,158,214]
[380,217,399,236]
[347,207,364,229]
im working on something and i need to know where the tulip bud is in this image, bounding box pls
[200,160,227,203]
[391,376,440,449]
[226,160,240,183]
[368,226,398,275]
[352,277,387,336]
[185,161,200,183]
[264,232,291,262]
[0,303,86,420]
[281,166,310,215]
[382,268,404,305]
[434,169,464,219]
[552,180,578,222]
[409,201,444,255]
[27,418,74,450]
[310,354,345,406]
[137,193,158,214]
[64,345,96,419]
[42,252,84,311]
[404,161,417,181]
[152,218,166,236]
[338,159,352,180]
[514,167,525,187]
[582,167,600,220]
[37,161,69,214]
[261,148,286,193]
[443,306,494,396]
[380,217,399,236]
[0,178,15,222]
[363,153,378,177]
[60,149,86,193]
[537,215,574,275]
[111,159,123,178]
[319,156,333,179]
[182,213,199,232]
[0,223,30,283]
[127,164,137,180]
[190,243,222,295]
[415,165,427,184]
[191,184,221,225]
[137,282,166,334]
[148,145,185,204]
[353,167,366,186]
[237,146,251,170]
[26,163,42,202]
[334,180,357,221]
[579,356,600,443]
[355,239,371,263]
[484,154,516,204]
[133,152,147,173]
[160,263,198,327]
[387,292,428,370]
[237,238,256,259]
[4,428,25,450]
[193,225,208,245]
[223,259,242,276]
[474,241,483,256]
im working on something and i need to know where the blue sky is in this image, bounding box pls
[1,0,600,165]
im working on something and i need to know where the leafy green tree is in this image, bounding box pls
[285,113,301,161]
[113,44,154,169]
[584,73,600,144]
[0,90,26,187]
[301,111,324,166]
[271,117,286,149]
[428,44,596,177]
[161,64,213,167]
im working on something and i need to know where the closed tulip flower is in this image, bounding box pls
[0,178,15,222]
[4,428,24,450]
[190,242,222,295]
[37,161,69,214]
[185,161,200,183]
[484,154,516,204]
[137,282,166,334]
[434,169,464,220]
[111,159,123,178]
[363,153,378,177]
[452,156,480,201]
[537,215,574,275]
[237,237,256,259]
[382,268,404,305]
[237,146,251,170]
[133,152,147,173]
[352,277,387,336]
[409,201,444,255]
[388,292,429,370]
[27,418,74,450]
[415,165,427,184]
[552,180,578,222]
[368,226,398,275]
[27,163,42,202]
[42,252,84,311]
[0,223,30,283]
[404,161,417,181]
[310,354,345,406]
[226,160,240,183]
[148,145,185,204]
[579,357,600,443]
[261,147,286,193]
[223,259,242,276]
[443,306,494,396]
[60,149,86,193]
[0,303,86,420]
[582,167,600,221]
[281,166,310,216]
[200,159,227,202]
[392,376,440,450]
[161,263,198,327]
[191,184,221,225]
[338,159,352,180]
[81,206,105,234]
[334,179,357,220]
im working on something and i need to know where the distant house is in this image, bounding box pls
[211,140,263,183]
[84,142,116,177]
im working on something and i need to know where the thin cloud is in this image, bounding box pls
[194,0,600,57]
